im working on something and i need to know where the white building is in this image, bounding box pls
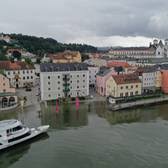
[151,39,168,58]
[88,66,100,87]
[0,34,11,43]
[136,67,156,93]
[109,47,155,59]
[40,63,89,101]
[0,61,36,88]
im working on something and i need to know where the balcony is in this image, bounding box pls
[63,77,70,81]
[63,74,70,81]
[63,88,70,93]
[63,83,70,87]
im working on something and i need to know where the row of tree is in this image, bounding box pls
[10,34,97,56]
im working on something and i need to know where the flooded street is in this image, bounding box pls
[1,101,168,168]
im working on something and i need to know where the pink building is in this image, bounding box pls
[96,68,116,96]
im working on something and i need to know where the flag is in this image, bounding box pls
[56,99,59,113]
[75,97,80,111]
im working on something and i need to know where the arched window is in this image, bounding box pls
[2,97,8,108]
[9,97,15,106]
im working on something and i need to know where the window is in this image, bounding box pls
[48,76,50,79]
[12,126,23,132]
[3,83,5,86]
[48,82,50,85]
[31,76,33,79]
[120,86,123,89]
[83,74,85,77]
[48,88,51,91]
[83,86,85,88]
[27,70,29,74]
[58,87,60,90]
[13,71,15,75]
[135,91,138,95]
[23,71,25,74]
[125,92,128,97]
[27,76,29,79]
[131,85,133,89]
[130,92,133,96]
[126,86,128,89]
[58,81,60,84]
[120,93,123,97]
[23,77,25,80]
[77,86,79,89]
[3,89,6,92]
[8,132,31,143]
[77,75,79,78]
[8,72,10,75]
[136,85,138,88]
[31,70,33,73]
[83,80,85,82]
[58,76,60,79]
[48,94,51,97]
[77,80,79,83]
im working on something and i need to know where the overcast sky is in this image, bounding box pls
[0,0,168,47]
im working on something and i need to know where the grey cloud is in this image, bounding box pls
[0,0,168,44]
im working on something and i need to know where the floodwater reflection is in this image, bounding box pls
[40,102,88,129]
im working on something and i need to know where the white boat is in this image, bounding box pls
[0,119,49,150]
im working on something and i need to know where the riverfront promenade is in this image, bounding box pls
[109,95,168,111]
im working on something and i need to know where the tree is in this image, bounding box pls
[12,50,21,60]
[25,58,33,65]
[0,54,8,60]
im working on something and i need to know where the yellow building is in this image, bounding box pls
[155,70,162,89]
[0,74,15,93]
[49,51,82,63]
[90,58,107,67]
[106,74,142,98]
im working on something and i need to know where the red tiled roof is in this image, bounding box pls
[112,74,141,85]
[0,61,34,70]
[107,61,131,68]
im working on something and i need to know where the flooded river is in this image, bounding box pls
[1,101,168,168]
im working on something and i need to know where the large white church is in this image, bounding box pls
[150,39,168,58]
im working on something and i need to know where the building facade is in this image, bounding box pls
[109,47,155,59]
[0,74,17,108]
[96,67,116,96]
[88,66,100,87]
[161,69,168,94]
[0,61,35,88]
[136,67,156,93]
[106,74,142,98]
[49,51,82,64]
[40,63,89,101]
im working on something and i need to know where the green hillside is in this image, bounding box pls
[9,34,97,56]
